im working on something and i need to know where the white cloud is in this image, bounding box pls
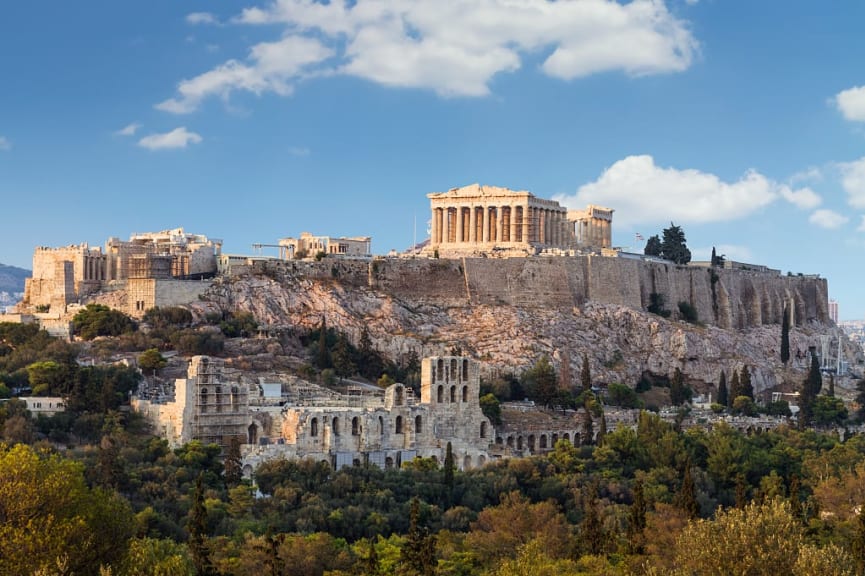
[115,122,141,136]
[0,136,10,151]
[160,0,698,111]
[138,127,202,150]
[809,209,849,229]
[789,166,822,184]
[554,155,815,227]
[187,12,219,26]
[779,185,821,210]
[856,216,865,232]
[839,157,865,208]
[156,35,334,114]
[835,85,865,122]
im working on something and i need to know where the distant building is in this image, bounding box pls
[20,397,65,416]
[278,232,371,259]
[829,299,839,324]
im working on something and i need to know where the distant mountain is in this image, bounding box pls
[0,263,29,309]
[0,263,29,294]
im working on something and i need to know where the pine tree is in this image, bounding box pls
[188,474,214,576]
[644,235,662,257]
[780,304,791,365]
[677,459,699,519]
[582,403,594,446]
[660,222,692,265]
[317,318,330,369]
[717,370,728,408]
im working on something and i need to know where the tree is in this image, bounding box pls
[443,442,455,495]
[139,348,167,373]
[648,292,671,318]
[781,304,791,365]
[72,304,135,340]
[717,370,728,409]
[581,484,605,556]
[711,246,725,267]
[644,235,662,257]
[188,474,214,576]
[580,353,592,393]
[729,369,741,405]
[853,500,865,573]
[739,365,754,399]
[799,353,823,429]
[400,498,436,576]
[224,436,243,488]
[316,318,330,370]
[660,222,692,265]
[479,393,502,424]
[812,395,847,426]
[676,459,700,519]
[670,368,688,406]
[523,355,559,408]
[607,382,640,408]
[627,480,648,554]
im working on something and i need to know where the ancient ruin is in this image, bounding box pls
[426,183,613,256]
[278,232,371,259]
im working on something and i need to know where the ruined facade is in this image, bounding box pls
[133,356,256,449]
[426,184,614,256]
[20,228,220,315]
[279,232,371,260]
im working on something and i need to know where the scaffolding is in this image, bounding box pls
[191,357,249,448]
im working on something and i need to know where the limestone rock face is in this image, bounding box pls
[191,259,857,395]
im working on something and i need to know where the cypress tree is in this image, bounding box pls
[781,304,791,365]
[582,484,605,555]
[717,370,728,408]
[739,366,754,399]
[789,473,802,522]
[729,369,741,406]
[223,436,243,488]
[670,368,686,406]
[597,411,607,445]
[581,353,592,393]
[401,498,436,576]
[626,480,647,554]
[443,442,455,497]
[676,459,699,519]
[317,317,330,369]
[582,403,594,446]
[188,474,214,576]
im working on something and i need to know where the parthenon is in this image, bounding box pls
[427,183,613,256]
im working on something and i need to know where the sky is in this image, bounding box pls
[1,1,865,318]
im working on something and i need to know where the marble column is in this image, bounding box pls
[442,208,450,244]
[469,205,477,243]
[482,205,490,243]
[431,208,439,244]
[456,205,464,243]
[510,204,517,243]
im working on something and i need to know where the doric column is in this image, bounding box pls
[525,205,532,242]
[495,206,503,243]
[456,205,464,243]
[431,207,439,244]
[469,205,477,243]
[482,205,490,243]
[510,204,517,243]
[442,207,450,244]
[539,209,546,245]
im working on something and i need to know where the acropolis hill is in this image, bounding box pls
[7,184,852,396]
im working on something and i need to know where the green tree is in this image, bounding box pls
[670,368,688,406]
[627,479,648,554]
[581,484,605,555]
[224,436,243,488]
[676,458,700,519]
[644,235,662,257]
[607,382,640,408]
[479,393,502,424]
[853,500,865,573]
[400,498,435,576]
[316,318,330,370]
[523,355,559,408]
[812,395,847,426]
[122,538,195,576]
[139,348,167,373]
[800,354,823,429]
[188,474,214,576]
[72,303,135,340]
[581,353,592,393]
[443,441,455,495]
[26,359,75,396]
[660,222,692,265]
[781,304,791,365]
[739,365,754,399]
[729,369,741,405]
[717,370,728,409]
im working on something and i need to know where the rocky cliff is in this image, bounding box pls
[192,256,854,396]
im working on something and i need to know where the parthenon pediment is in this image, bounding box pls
[427,183,533,200]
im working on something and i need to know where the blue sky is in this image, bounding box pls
[2,1,865,318]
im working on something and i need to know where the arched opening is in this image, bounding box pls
[563,432,570,443]
[215,386,222,413]
[540,434,547,449]
[552,433,558,444]
[451,359,457,379]
[478,455,486,466]
[200,388,208,413]
[332,417,340,436]
[463,455,472,470]
[437,358,444,378]
[352,417,360,436]
[353,458,361,467]
[415,415,422,434]
[437,385,444,403]
[506,436,514,448]
[517,436,523,450]
[480,421,488,439]
[495,436,503,445]
[379,416,384,435]
[528,435,536,452]
[450,386,456,403]
[431,455,439,464]
[462,386,468,402]
[385,456,394,469]
[395,386,404,406]
[463,359,469,380]
[395,416,403,434]
[573,433,580,446]
[310,417,319,437]
[242,464,253,478]
[247,423,258,445]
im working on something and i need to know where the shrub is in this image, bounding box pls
[678,301,699,324]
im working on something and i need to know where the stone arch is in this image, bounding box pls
[517,436,523,450]
[450,386,456,403]
[352,416,360,436]
[552,433,558,444]
[480,421,488,439]
[573,433,580,446]
[437,358,444,377]
[378,416,384,435]
[540,434,547,449]
[463,359,469,380]
[463,455,472,470]
[506,436,514,448]
[247,422,258,445]
[563,432,570,443]
[462,385,468,402]
[395,415,403,434]
[332,417,340,436]
[242,464,253,478]
[352,458,361,467]
[528,434,536,452]
[415,415,423,434]
[478,455,486,466]
[385,456,394,469]
[310,417,319,437]
[451,358,458,379]
[437,385,444,403]
[495,436,503,445]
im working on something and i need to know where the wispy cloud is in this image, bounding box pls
[839,156,865,208]
[138,127,202,150]
[115,122,141,137]
[809,209,849,229]
[186,12,220,26]
[835,85,865,122]
[0,136,10,151]
[554,155,817,227]
[158,0,698,113]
